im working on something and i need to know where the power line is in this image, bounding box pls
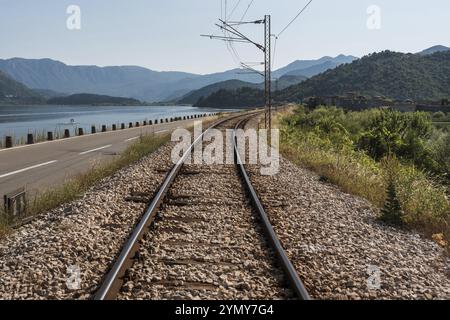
[225,0,227,20]
[218,0,243,67]
[226,1,241,64]
[202,15,273,130]
[225,0,255,69]
[214,0,257,68]
[217,19,265,51]
[227,0,242,20]
[239,0,255,23]
[219,0,237,66]
[277,0,313,38]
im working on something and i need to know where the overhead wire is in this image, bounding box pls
[277,0,313,38]
[273,0,314,73]
[223,0,246,68]
[227,0,242,20]
[239,0,255,23]
[216,0,263,76]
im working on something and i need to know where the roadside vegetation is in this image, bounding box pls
[278,105,449,251]
[431,111,450,123]
[0,133,170,238]
[431,111,450,131]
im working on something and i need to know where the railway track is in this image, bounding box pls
[93,113,310,300]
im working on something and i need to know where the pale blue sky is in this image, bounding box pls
[0,0,449,74]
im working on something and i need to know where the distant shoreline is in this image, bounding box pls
[0,103,194,107]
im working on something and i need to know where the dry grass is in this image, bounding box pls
[279,132,386,207]
[276,107,450,253]
[0,133,170,236]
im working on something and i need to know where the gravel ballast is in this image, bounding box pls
[0,142,175,299]
[118,119,292,300]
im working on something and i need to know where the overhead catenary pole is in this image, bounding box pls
[264,15,271,131]
[202,16,272,130]
[204,0,314,131]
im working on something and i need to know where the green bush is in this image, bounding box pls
[380,180,404,226]
[379,156,404,226]
[433,111,446,119]
[357,110,433,166]
[280,105,449,251]
[428,130,450,182]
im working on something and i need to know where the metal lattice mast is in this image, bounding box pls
[264,15,271,131]
[202,15,272,130]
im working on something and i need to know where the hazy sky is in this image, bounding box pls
[0,0,449,74]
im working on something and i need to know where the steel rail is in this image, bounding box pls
[233,116,311,300]
[94,110,309,300]
[93,112,254,300]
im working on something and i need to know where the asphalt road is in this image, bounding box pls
[0,117,214,199]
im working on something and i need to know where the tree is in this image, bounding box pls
[379,155,404,226]
[379,179,404,226]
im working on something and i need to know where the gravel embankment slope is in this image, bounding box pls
[0,143,175,299]
[244,117,450,300]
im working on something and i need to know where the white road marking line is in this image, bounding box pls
[0,160,58,179]
[79,145,112,155]
[125,136,140,142]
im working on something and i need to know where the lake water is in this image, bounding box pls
[0,105,226,142]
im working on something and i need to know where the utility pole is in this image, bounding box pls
[202,15,272,130]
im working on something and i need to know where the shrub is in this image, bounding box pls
[357,110,433,167]
[380,180,404,226]
[379,156,404,226]
[279,105,449,251]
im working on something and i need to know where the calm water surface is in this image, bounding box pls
[0,105,226,142]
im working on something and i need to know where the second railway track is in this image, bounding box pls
[94,113,310,300]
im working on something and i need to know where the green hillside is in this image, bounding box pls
[194,87,264,109]
[278,50,450,102]
[195,51,450,108]
[180,75,306,105]
[0,70,44,105]
[178,80,259,105]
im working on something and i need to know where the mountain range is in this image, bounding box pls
[175,56,358,104]
[273,54,357,78]
[0,55,356,103]
[196,47,450,108]
[0,45,448,106]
